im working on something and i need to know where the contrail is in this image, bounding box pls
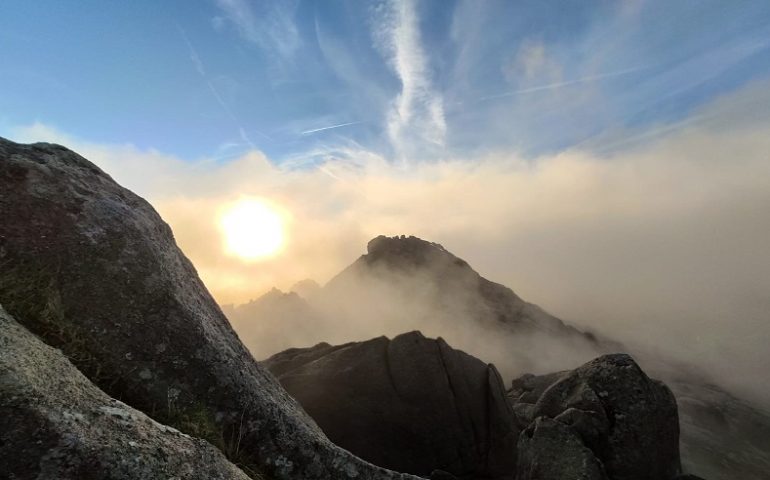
[479,66,647,101]
[176,23,272,145]
[301,121,361,135]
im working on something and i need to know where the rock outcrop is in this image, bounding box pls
[263,331,519,479]
[510,354,681,480]
[0,138,417,480]
[265,336,688,480]
[0,305,252,480]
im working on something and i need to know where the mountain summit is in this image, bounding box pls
[328,235,603,341]
[364,235,459,268]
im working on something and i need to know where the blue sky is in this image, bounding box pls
[2,0,770,163]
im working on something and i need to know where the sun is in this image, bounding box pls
[219,198,286,260]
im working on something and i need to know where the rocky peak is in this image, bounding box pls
[364,235,465,270]
[328,235,600,343]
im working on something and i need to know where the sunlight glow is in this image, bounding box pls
[219,198,285,260]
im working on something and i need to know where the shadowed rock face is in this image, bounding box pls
[511,354,681,480]
[516,417,608,480]
[0,306,252,480]
[0,137,418,480]
[266,334,685,480]
[263,331,519,479]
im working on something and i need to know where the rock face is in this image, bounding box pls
[265,336,686,480]
[0,305,251,480]
[263,331,519,479]
[510,354,681,480]
[516,417,608,480]
[0,138,417,480]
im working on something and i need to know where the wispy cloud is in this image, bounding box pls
[214,0,300,59]
[372,0,446,158]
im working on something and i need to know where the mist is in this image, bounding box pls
[227,254,611,383]
[10,79,770,406]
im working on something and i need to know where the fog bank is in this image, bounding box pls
[10,80,770,405]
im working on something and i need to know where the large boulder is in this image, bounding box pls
[0,137,417,480]
[0,305,251,480]
[263,331,519,479]
[511,354,682,480]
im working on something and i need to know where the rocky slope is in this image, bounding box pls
[671,379,770,480]
[0,305,252,480]
[232,235,770,480]
[0,137,418,480]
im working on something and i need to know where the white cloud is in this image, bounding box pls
[372,0,446,158]
[214,0,301,59]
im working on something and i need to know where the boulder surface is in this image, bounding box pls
[0,305,251,480]
[511,354,682,480]
[516,417,608,480]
